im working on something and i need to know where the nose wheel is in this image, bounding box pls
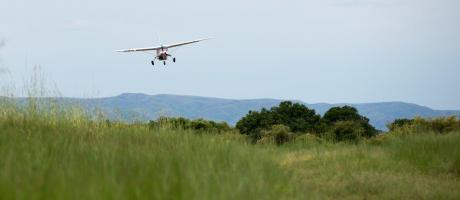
[163,61,166,65]
[173,58,176,63]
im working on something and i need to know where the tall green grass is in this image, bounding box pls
[279,133,460,199]
[0,105,310,199]
[1,94,459,199]
[387,133,460,175]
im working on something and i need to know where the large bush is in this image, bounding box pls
[387,118,414,132]
[388,116,460,135]
[325,120,365,142]
[323,106,377,139]
[236,101,321,141]
[323,106,364,124]
[257,124,295,145]
[149,117,231,133]
[237,102,378,142]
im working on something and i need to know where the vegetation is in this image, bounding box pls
[236,102,377,143]
[387,116,460,134]
[324,120,366,142]
[257,124,295,145]
[236,101,321,141]
[0,101,305,199]
[1,96,460,199]
[323,105,378,139]
[148,117,232,133]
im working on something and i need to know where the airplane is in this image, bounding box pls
[116,38,210,66]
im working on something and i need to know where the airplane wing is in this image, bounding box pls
[116,38,210,52]
[116,46,162,52]
[164,38,211,49]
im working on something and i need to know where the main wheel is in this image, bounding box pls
[163,61,166,65]
[151,61,155,66]
[173,58,176,63]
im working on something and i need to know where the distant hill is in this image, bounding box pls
[8,93,460,131]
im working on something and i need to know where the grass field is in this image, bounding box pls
[1,103,459,199]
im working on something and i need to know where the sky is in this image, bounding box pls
[0,0,459,109]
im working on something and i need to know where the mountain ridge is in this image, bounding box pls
[5,93,460,131]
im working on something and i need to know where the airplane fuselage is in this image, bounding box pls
[156,49,169,60]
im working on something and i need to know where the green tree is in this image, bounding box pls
[323,106,377,138]
[236,108,274,140]
[323,106,364,124]
[327,120,365,142]
[270,101,321,133]
[236,101,321,141]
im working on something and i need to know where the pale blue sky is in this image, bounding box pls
[0,0,459,109]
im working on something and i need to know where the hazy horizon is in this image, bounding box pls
[3,92,459,112]
[1,0,459,110]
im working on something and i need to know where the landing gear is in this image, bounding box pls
[173,58,176,63]
[151,61,155,66]
[163,61,166,65]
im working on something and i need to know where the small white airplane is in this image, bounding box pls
[116,38,210,66]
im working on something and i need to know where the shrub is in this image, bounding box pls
[257,124,295,145]
[237,101,321,141]
[237,103,379,142]
[326,120,365,142]
[323,106,364,124]
[323,106,377,138]
[149,117,231,133]
[190,119,212,130]
[387,118,414,132]
[429,116,460,133]
[388,116,460,135]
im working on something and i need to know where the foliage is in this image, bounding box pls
[257,124,295,145]
[388,116,460,135]
[323,105,364,124]
[387,118,414,131]
[236,101,321,141]
[324,120,366,142]
[2,99,460,199]
[148,117,232,133]
[4,57,460,199]
[270,101,321,132]
[237,103,378,142]
[0,119,305,199]
[323,106,378,140]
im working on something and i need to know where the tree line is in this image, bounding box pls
[147,101,460,145]
[148,101,380,144]
[235,101,378,143]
